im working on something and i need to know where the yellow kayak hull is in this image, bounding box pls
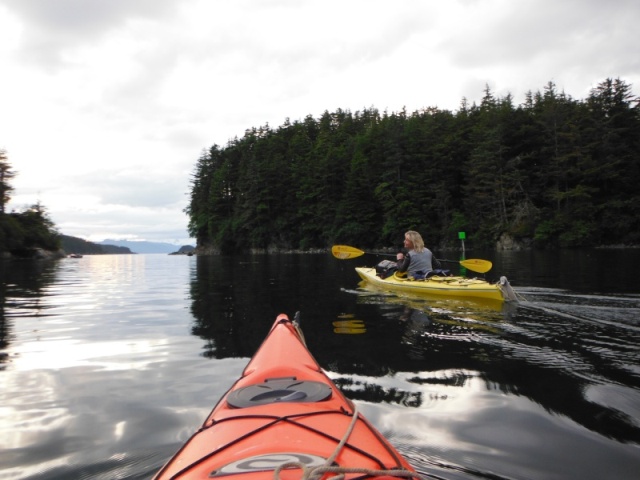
[355,267,509,302]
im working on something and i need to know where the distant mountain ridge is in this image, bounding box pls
[99,239,193,254]
[60,235,132,254]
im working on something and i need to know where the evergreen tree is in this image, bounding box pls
[585,78,640,244]
[185,78,640,251]
[0,150,16,214]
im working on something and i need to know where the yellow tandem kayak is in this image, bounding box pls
[355,267,516,303]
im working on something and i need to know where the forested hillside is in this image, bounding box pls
[0,203,60,257]
[1,150,61,257]
[187,78,639,253]
[59,235,133,255]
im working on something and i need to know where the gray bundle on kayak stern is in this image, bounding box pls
[499,276,519,302]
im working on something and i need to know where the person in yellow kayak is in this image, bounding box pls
[396,230,440,279]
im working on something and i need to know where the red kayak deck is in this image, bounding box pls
[154,314,421,480]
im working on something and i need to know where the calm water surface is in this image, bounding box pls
[1,250,639,479]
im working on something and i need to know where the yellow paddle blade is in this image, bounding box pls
[332,245,492,273]
[460,258,492,273]
[331,245,365,260]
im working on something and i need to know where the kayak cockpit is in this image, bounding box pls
[226,377,333,408]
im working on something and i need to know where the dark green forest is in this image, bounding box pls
[0,149,129,257]
[58,235,133,255]
[188,78,639,252]
[0,203,60,256]
[0,150,61,257]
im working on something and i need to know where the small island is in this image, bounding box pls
[169,245,195,256]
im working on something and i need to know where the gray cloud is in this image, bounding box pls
[2,0,639,244]
[2,0,179,68]
[63,168,190,209]
[441,0,640,69]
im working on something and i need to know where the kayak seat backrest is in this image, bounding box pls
[226,377,333,408]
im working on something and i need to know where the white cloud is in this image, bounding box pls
[1,0,639,244]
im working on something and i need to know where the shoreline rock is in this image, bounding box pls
[0,248,66,260]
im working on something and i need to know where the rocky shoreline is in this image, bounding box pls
[1,248,67,260]
[194,239,640,256]
[6,242,636,261]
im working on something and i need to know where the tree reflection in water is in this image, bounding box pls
[187,253,640,445]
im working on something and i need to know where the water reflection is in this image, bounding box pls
[355,279,511,314]
[0,259,61,369]
[333,315,367,334]
[353,286,640,445]
[188,255,278,358]
[186,253,640,447]
[0,255,224,479]
[2,252,640,479]
[488,248,640,294]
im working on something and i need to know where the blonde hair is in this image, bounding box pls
[405,230,425,252]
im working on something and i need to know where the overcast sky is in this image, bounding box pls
[1,0,638,246]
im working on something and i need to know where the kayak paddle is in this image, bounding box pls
[438,257,493,273]
[332,245,395,259]
[331,244,493,273]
